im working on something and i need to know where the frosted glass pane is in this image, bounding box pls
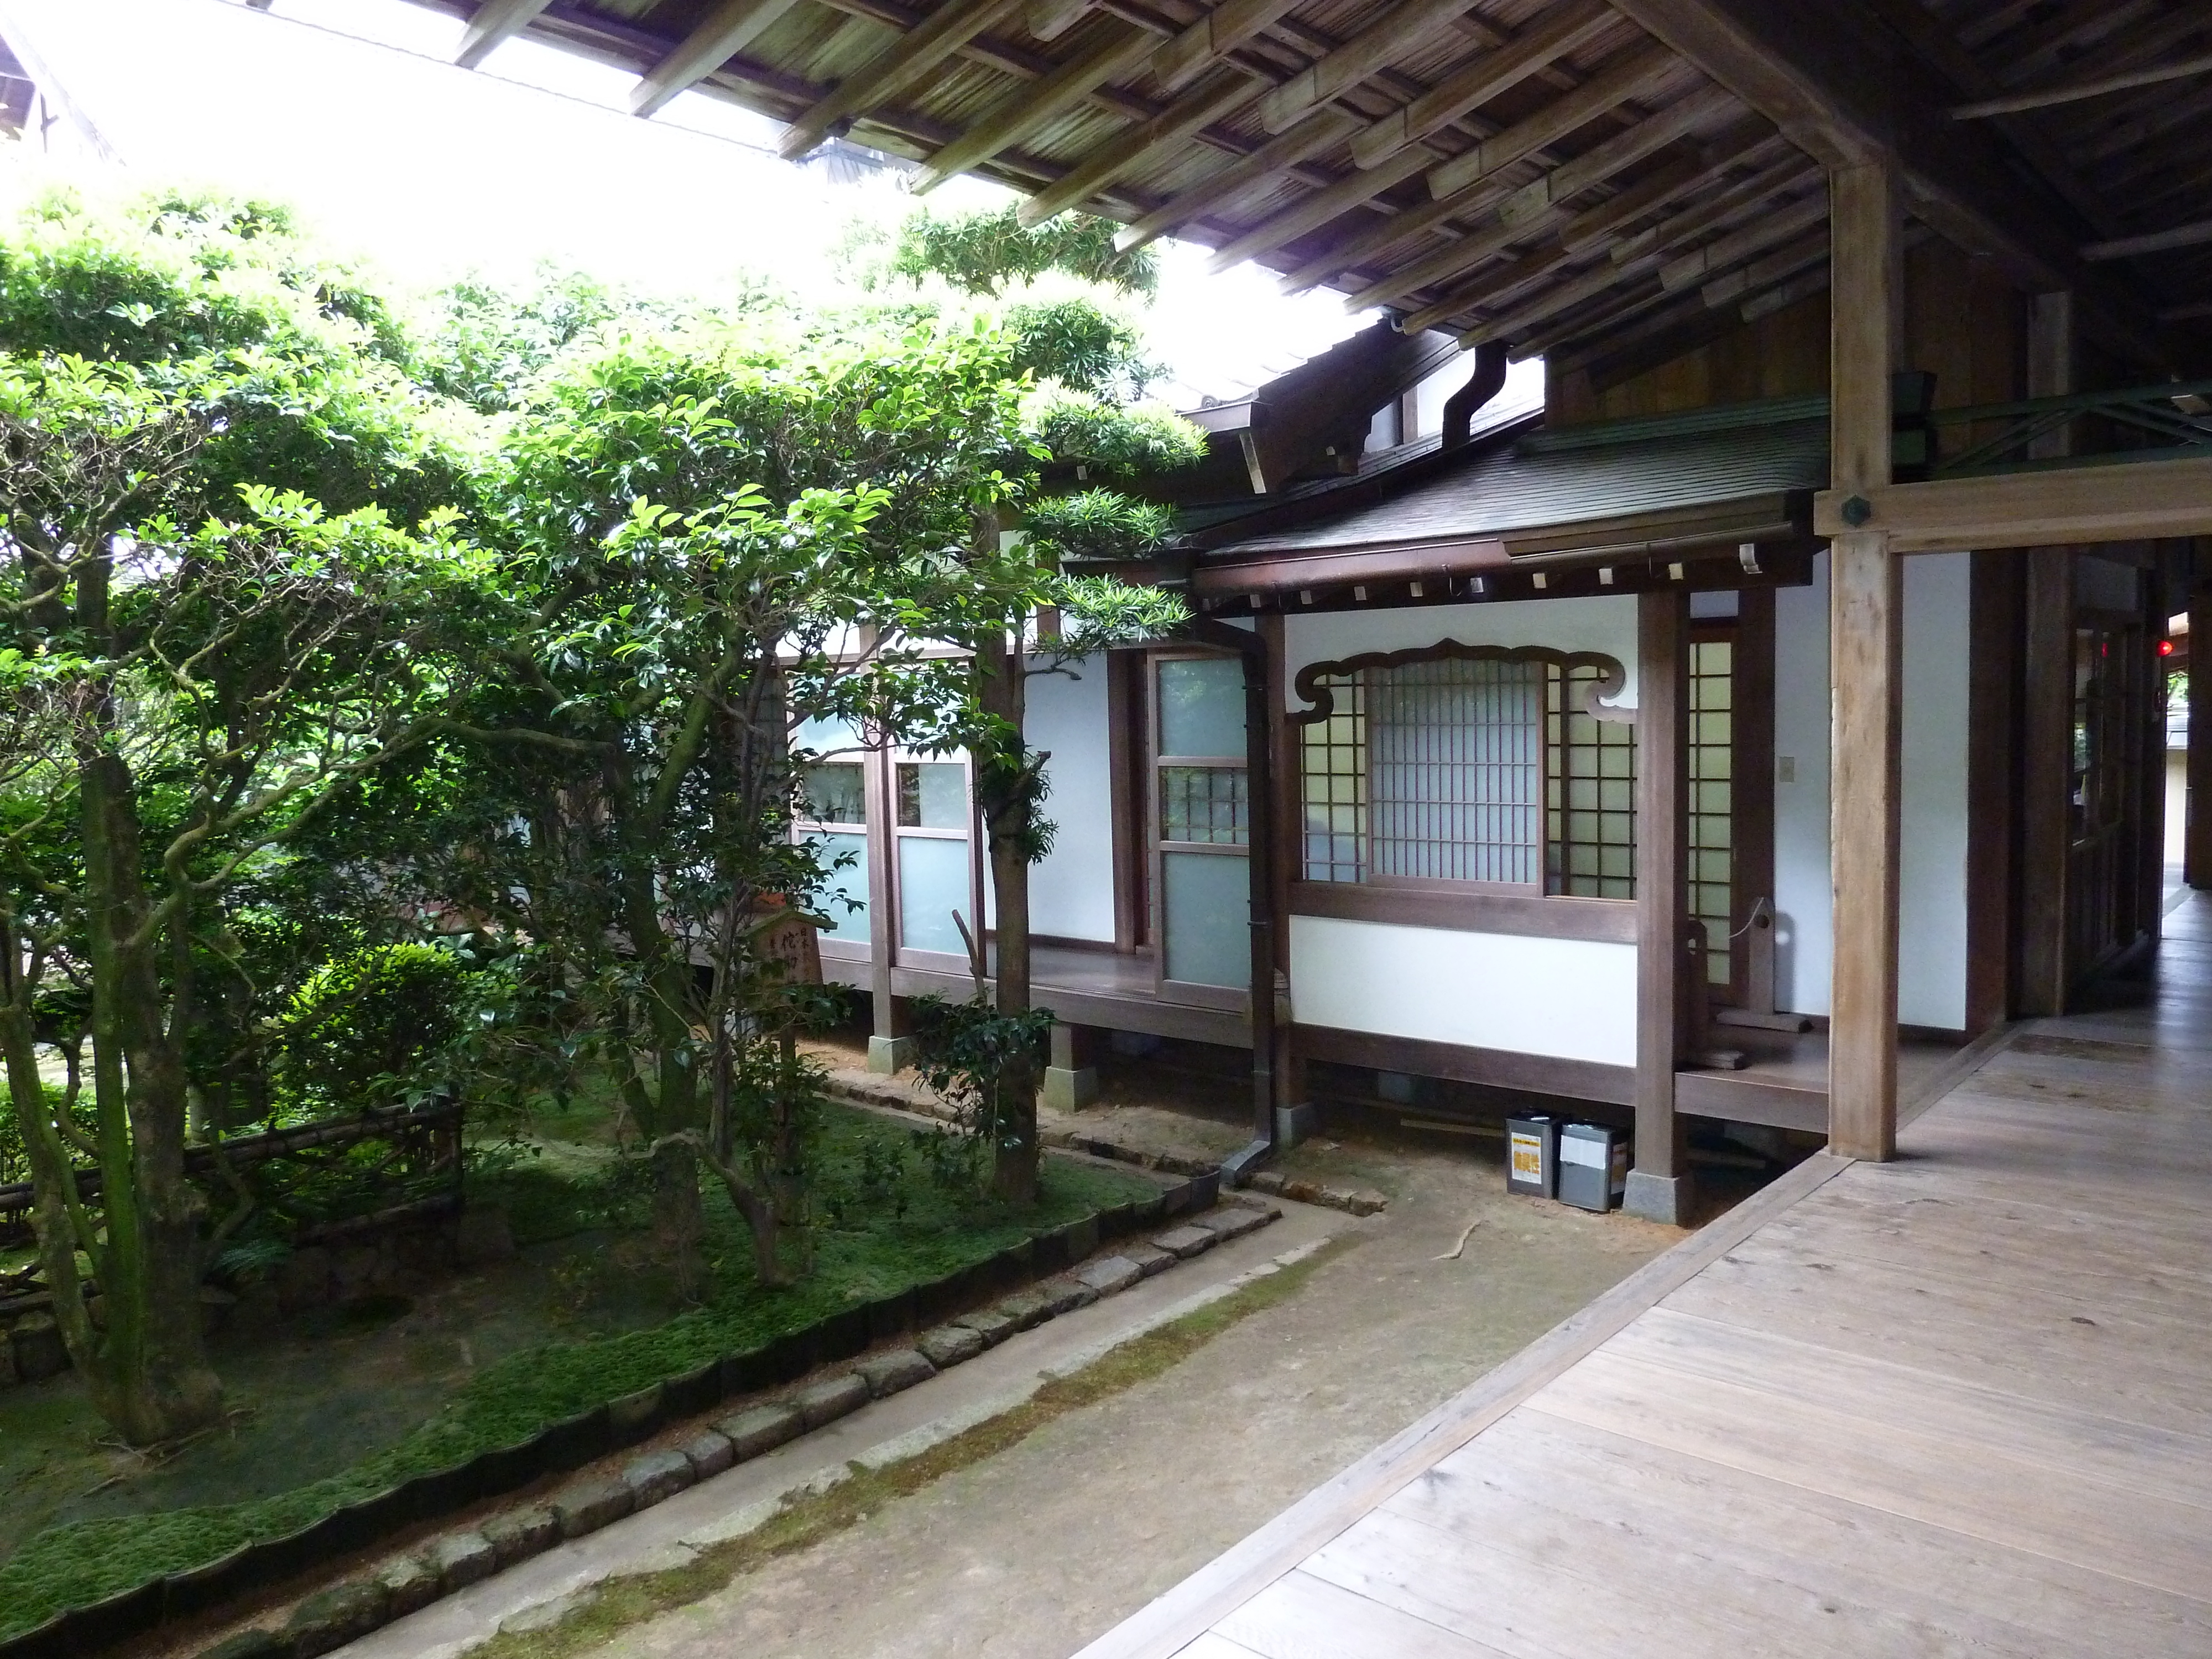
[899,836,971,955]
[794,714,862,753]
[806,832,869,942]
[897,762,967,830]
[799,763,865,826]
[1159,658,1246,758]
[1162,851,1249,987]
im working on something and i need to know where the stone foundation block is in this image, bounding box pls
[916,1323,985,1369]
[429,1530,497,1593]
[482,1505,560,1569]
[856,1348,935,1399]
[376,1552,441,1618]
[550,1475,632,1538]
[286,1580,390,1657]
[796,1371,870,1429]
[682,1428,736,1479]
[1152,1225,1215,1259]
[620,1448,695,1509]
[715,1402,803,1460]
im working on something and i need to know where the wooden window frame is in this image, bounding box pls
[887,748,985,974]
[793,747,873,967]
[1285,640,1637,938]
[1147,648,1251,1011]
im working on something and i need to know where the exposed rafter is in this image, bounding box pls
[2084,217,2212,262]
[628,0,806,117]
[1347,0,1619,171]
[1016,67,1259,226]
[1150,0,1306,95]
[1118,107,1361,253]
[1657,187,1825,290]
[1423,45,1692,197]
[1955,46,2212,118]
[778,0,1029,161]
[455,0,552,71]
[912,18,1156,191]
[1256,0,1473,135]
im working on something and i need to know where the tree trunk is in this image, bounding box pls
[649,1135,706,1302]
[79,749,224,1444]
[977,630,1039,1206]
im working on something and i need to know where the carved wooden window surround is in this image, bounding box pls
[1289,641,1636,934]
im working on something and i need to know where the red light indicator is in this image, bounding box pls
[2159,639,2176,657]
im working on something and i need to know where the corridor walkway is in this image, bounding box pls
[1078,893,2212,1659]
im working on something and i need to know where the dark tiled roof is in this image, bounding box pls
[1213,411,1828,559]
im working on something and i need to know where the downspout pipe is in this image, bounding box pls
[1441,340,1509,450]
[1188,614,1277,1185]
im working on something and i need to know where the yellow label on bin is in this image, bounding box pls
[1510,1131,1544,1182]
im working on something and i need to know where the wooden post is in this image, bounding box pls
[2017,292,2076,1011]
[1825,158,1902,1162]
[2189,577,2212,889]
[1627,586,1692,1224]
[864,743,913,1073]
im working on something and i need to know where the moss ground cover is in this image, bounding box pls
[0,1103,1156,1642]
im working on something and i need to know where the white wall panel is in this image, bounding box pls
[1288,914,1637,1065]
[1284,595,1639,713]
[1025,656,1117,943]
[1771,551,1971,1028]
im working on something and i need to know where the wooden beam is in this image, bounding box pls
[627,0,807,116]
[1203,143,1436,273]
[776,0,1028,161]
[1422,46,1693,199]
[1657,185,1823,290]
[1026,0,1090,43]
[1399,237,1577,335]
[1150,0,1305,95]
[1116,107,1359,253]
[2189,580,2212,888]
[1956,47,2212,119]
[2019,545,2073,1013]
[1608,143,1801,262]
[1256,0,1473,135]
[1346,0,1618,172]
[1492,83,1741,227]
[1600,0,2164,364]
[1630,586,1693,1225]
[2083,217,2212,263]
[1460,251,1661,345]
[456,0,552,69]
[912,19,1155,192]
[1813,456,2212,551]
[1698,226,1826,308]
[1825,157,1902,1164]
[1018,67,1258,227]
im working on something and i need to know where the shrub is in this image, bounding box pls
[276,943,471,1114]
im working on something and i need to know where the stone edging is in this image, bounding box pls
[820,1071,1389,1218]
[191,1201,1283,1659]
[0,1170,1223,1659]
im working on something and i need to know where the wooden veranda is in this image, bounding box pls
[1077,886,2212,1659]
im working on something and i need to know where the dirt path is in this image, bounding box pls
[561,1132,1676,1659]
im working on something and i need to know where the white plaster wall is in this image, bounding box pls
[1771,551,1971,1028]
[1288,915,1638,1066]
[1025,656,1117,943]
[1283,594,1640,713]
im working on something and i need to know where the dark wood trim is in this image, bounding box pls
[1287,640,1630,727]
[1966,548,2021,1031]
[1733,589,1777,1005]
[2190,577,2212,889]
[1289,881,1638,942]
[2018,545,2074,1015]
[1635,589,1690,1176]
[1262,613,1293,977]
[1671,1070,1827,1134]
[893,962,1251,1047]
[1107,649,1144,951]
[1292,1022,1635,1107]
[1022,933,1124,955]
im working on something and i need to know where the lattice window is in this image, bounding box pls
[1298,649,1634,896]
[1686,638,1735,980]
[1547,663,1637,899]
[1161,765,1250,844]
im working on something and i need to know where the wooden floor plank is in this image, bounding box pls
[1081,892,2212,1659]
[1608,1306,2212,1500]
[1525,1347,2212,1600]
[1214,1570,1514,1659]
[1397,1409,2212,1658]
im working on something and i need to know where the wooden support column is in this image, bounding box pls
[1627,587,1692,1225]
[2189,576,2212,889]
[864,743,914,1073]
[1825,158,1902,1162]
[2017,290,2076,1012]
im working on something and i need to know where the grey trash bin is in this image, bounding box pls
[1557,1121,1628,1213]
[1506,1114,1556,1199]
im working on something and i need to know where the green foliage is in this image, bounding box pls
[1022,488,1172,566]
[410,265,681,414]
[890,206,1157,299]
[1026,387,1208,479]
[0,1107,1156,1640]
[909,994,1058,1174]
[1003,296,1154,401]
[275,943,471,1114]
[0,1084,88,1186]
